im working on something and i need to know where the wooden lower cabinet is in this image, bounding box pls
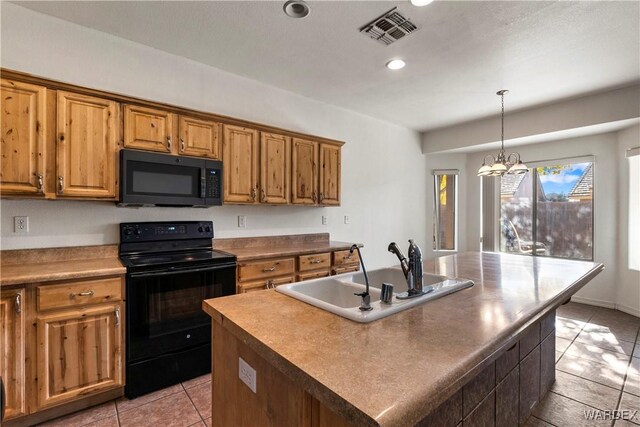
[36,301,124,409]
[0,288,27,420]
[298,270,331,282]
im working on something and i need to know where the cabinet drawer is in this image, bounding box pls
[298,270,331,282]
[332,265,360,275]
[332,250,358,266]
[239,275,295,293]
[238,258,295,281]
[298,253,331,272]
[37,277,123,311]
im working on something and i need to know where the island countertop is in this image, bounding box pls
[203,252,603,426]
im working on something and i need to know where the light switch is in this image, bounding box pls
[322,215,328,225]
[238,215,246,228]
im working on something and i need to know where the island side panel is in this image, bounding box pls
[211,320,354,427]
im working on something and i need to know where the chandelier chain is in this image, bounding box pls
[501,92,505,152]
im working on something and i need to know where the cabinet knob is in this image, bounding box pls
[115,307,120,327]
[312,192,317,203]
[37,174,43,192]
[14,293,21,314]
[58,176,64,193]
[319,193,324,203]
[167,136,172,150]
[180,138,185,151]
[251,186,257,201]
[261,188,266,203]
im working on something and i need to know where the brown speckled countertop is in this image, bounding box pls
[1,245,126,286]
[203,252,604,426]
[213,233,360,262]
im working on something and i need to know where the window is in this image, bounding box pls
[498,158,594,260]
[433,170,458,251]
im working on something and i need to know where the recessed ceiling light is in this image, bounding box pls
[386,59,406,70]
[283,0,310,18]
[410,0,434,6]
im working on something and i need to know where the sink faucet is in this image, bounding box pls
[350,244,372,311]
[388,240,424,297]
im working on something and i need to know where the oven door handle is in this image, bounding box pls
[129,263,236,278]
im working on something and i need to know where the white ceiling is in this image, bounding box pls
[12,1,640,131]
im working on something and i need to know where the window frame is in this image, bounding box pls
[433,169,459,252]
[494,155,595,261]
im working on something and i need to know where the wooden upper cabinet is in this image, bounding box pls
[37,302,124,409]
[291,138,318,205]
[0,288,27,420]
[260,132,290,204]
[56,91,119,198]
[179,115,221,159]
[124,104,174,153]
[319,143,341,206]
[0,79,47,196]
[223,124,259,204]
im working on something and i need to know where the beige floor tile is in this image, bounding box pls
[551,370,621,410]
[591,309,640,326]
[38,402,117,427]
[83,415,119,427]
[116,383,183,413]
[576,330,636,356]
[182,374,211,390]
[565,341,631,366]
[523,416,555,426]
[558,302,597,322]
[618,392,640,425]
[186,381,212,419]
[584,321,640,344]
[533,392,611,426]
[118,391,201,427]
[557,317,587,340]
[557,336,573,352]
[625,358,640,397]
[557,352,627,389]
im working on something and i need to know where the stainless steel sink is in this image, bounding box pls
[276,267,474,323]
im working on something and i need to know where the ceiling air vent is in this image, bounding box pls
[359,7,418,46]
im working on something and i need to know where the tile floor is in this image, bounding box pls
[38,302,640,427]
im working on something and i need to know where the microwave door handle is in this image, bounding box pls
[129,264,234,278]
[201,170,206,199]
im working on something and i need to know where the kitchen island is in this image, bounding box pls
[202,252,603,426]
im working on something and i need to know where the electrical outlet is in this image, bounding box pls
[238,215,246,228]
[344,215,350,225]
[14,216,29,234]
[238,357,257,393]
[322,215,328,225]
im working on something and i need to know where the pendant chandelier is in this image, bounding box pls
[477,90,528,177]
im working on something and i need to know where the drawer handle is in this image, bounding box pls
[342,255,352,260]
[262,266,277,272]
[115,307,120,327]
[70,290,95,298]
[14,293,21,314]
[310,259,322,264]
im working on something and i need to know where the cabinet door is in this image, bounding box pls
[291,138,318,205]
[178,115,220,159]
[222,125,259,204]
[57,91,119,198]
[37,302,123,409]
[124,104,174,153]
[0,289,27,420]
[1,79,46,196]
[260,132,290,204]
[319,143,341,206]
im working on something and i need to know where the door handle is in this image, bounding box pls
[167,136,172,150]
[58,176,64,193]
[115,307,120,327]
[14,293,21,314]
[180,138,185,151]
[37,174,43,192]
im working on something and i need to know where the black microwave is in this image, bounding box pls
[119,149,223,207]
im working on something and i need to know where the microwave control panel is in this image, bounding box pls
[206,168,221,199]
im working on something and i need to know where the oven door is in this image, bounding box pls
[126,262,235,362]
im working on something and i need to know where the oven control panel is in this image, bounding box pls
[120,221,213,242]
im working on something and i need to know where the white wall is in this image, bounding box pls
[424,153,468,260]
[0,3,426,269]
[616,125,640,316]
[464,131,628,309]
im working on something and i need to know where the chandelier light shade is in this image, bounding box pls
[477,90,528,177]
